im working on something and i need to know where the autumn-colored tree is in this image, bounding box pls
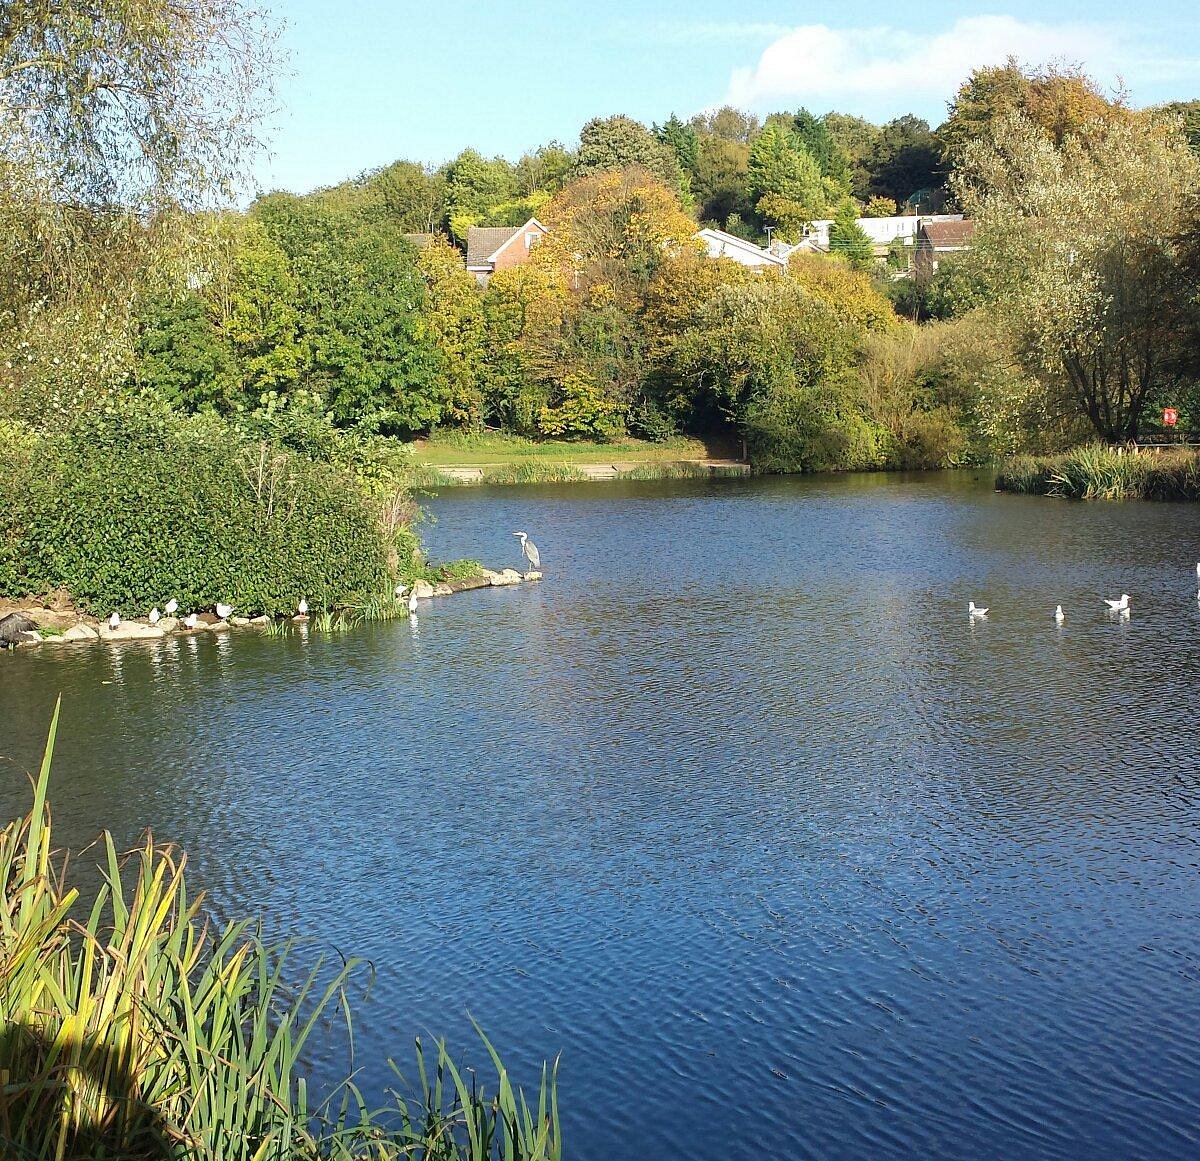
[942,60,1123,164]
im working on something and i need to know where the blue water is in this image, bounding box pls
[3,471,1200,1158]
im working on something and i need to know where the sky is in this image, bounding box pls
[255,0,1200,195]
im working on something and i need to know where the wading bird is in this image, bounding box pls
[165,599,179,616]
[968,601,988,619]
[1054,605,1065,623]
[407,589,419,614]
[215,603,233,620]
[513,531,541,571]
[149,608,160,625]
[1103,594,1130,612]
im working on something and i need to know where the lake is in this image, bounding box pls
[3,471,1200,1159]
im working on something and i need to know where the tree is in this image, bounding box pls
[417,238,487,428]
[692,136,752,226]
[0,0,278,209]
[942,59,1121,165]
[954,110,1200,442]
[1150,100,1200,156]
[515,143,574,195]
[655,114,700,174]
[867,116,942,205]
[368,161,446,233]
[689,106,760,143]
[747,123,825,223]
[789,108,851,191]
[443,149,519,241]
[863,196,897,217]
[827,202,874,269]
[823,113,883,200]
[573,116,682,191]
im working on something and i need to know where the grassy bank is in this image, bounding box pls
[997,445,1200,500]
[410,459,749,488]
[0,705,560,1160]
[410,431,729,468]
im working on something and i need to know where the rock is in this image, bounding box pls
[412,580,435,599]
[524,570,542,581]
[433,583,453,597]
[98,622,165,641]
[249,615,270,626]
[292,614,309,623]
[17,631,43,647]
[0,612,38,647]
[231,616,252,627]
[447,575,493,593]
[489,569,523,586]
[158,617,179,633]
[203,620,230,632]
[60,624,99,642]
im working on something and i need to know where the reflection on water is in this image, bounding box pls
[3,471,1200,1159]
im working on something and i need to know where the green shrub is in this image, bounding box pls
[2,406,391,615]
[996,446,1200,500]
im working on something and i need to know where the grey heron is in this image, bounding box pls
[513,531,541,571]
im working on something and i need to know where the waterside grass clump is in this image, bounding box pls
[997,446,1200,501]
[0,704,561,1160]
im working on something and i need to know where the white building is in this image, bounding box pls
[801,214,965,253]
[694,228,786,270]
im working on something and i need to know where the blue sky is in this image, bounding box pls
[256,1,1200,195]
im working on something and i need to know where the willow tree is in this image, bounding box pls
[954,110,1200,443]
[0,0,279,420]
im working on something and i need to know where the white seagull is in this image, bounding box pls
[1054,605,1065,623]
[513,531,541,571]
[164,599,179,616]
[394,584,409,599]
[108,612,120,630]
[298,597,309,616]
[407,589,419,614]
[184,613,198,630]
[968,601,988,619]
[215,602,233,620]
[1103,593,1130,612]
[149,607,161,625]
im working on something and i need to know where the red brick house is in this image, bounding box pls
[914,219,975,274]
[465,218,549,284]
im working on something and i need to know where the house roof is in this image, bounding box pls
[464,219,548,270]
[695,228,786,266]
[920,219,975,248]
[465,226,522,269]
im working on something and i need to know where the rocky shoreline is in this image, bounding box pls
[0,567,540,651]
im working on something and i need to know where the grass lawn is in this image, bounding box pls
[410,431,736,467]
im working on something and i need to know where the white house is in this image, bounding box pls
[694,228,786,270]
[801,214,966,254]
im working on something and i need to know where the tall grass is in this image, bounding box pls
[0,703,561,1160]
[997,446,1200,500]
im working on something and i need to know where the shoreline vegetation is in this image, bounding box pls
[997,446,1200,501]
[0,704,562,1160]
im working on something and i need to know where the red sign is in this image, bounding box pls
[1163,408,1179,427]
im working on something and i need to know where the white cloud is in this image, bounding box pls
[726,15,1127,109]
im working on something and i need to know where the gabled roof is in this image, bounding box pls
[464,218,548,270]
[695,228,786,266]
[920,219,975,248]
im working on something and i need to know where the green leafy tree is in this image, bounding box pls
[823,113,883,200]
[515,143,575,194]
[692,136,753,226]
[747,123,825,223]
[655,114,700,174]
[954,110,1200,442]
[689,106,760,143]
[789,108,851,191]
[443,149,520,241]
[574,115,684,193]
[867,116,943,205]
[828,202,875,269]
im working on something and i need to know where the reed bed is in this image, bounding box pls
[0,704,561,1160]
[997,446,1200,500]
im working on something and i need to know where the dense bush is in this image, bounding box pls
[997,446,1200,500]
[1,406,391,614]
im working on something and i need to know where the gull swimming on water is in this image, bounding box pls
[1054,605,1065,623]
[968,601,988,618]
[1103,594,1130,612]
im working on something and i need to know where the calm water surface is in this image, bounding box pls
[3,471,1200,1159]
